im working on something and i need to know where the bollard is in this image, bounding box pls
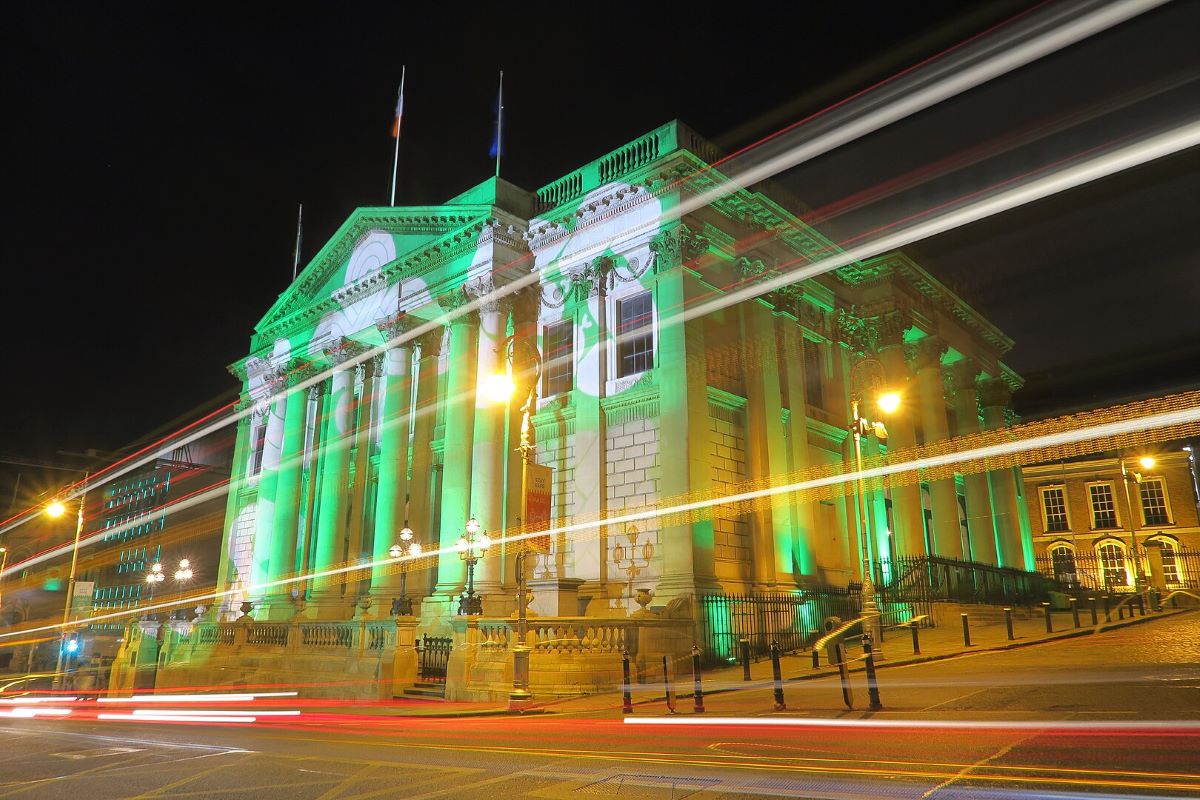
[811,648,821,669]
[1103,595,1111,622]
[836,642,854,709]
[961,613,972,647]
[1138,594,1146,616]
[862,633,883,711]
[1070,597,1080,629]
[1042,602,1053,633]
[691,644,705,713]
[1117,603,1125,620]
[1172,593,1178,608]
[770,639,786,711]
[910,620,921,654]
[621,650,633,714]
[662,655,676,714]
[1004,607,1014,641]
[739,637,751,681]
[1089,597,1098,626]
[1151,589,1161,612]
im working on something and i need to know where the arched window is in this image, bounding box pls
[1097,541,1129,588]
[1048,544,1078,586]
[1147,536,1182,586]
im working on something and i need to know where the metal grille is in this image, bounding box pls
[698,589,861,667]
[416,635,452,682]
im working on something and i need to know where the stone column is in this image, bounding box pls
[915,336,963,560]
[650,226,719,602]
[980,378,1024,568]
[742,301,789,589]
[251,372,288,597]
[779,323,817,583]
[266,364,312,614]
[344,359,378,597]
[467,278,508,603]
[952,360,998,565]
[435,290,478,598]
[877,313,926,559]
[214,404,253,619]
[372,324,415,594]
[408,328,442,597]
[311,345,357,603]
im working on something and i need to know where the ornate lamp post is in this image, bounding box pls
[457,518,491,615]
[145,561,166,612]
[388,525,422,616]
[0,547,8,612]
[612,523,654,609]
[848,357,900,645]
[1119,454,1155,597]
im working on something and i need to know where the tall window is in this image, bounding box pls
[1088,483,1118,529]
[1049,546,1078,585]
[542,321,574,396]
[1040,486,1070,532]
[617,292,654,377]
[802,338,824,408]
[1097,542,1128,587]
[250,422,267,476]
[1140,478,1171,526]
[1149,537,1182,585]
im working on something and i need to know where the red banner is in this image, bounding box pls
[523,461,553,553]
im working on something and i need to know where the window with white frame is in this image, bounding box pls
[1139,478,1171,526]
[1096,541,1128,587]
[542,321,573,397]
[1088,482,1118,529]
[1040,486,1070,532]
[616,292,654,377]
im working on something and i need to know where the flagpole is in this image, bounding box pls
[292,203,304,280]
[390,65,406,206]
[495,69,504,179]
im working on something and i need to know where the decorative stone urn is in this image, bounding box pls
[238,601,254,620]
[635,588,654,612]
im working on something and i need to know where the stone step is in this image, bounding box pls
[403,682,447,699]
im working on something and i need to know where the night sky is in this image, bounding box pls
[3,1,1197,480]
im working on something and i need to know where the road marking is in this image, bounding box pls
[49,747,143,760]
[621,715,1200,731]
[919,687,989,711]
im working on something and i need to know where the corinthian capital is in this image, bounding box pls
[951,358,982,392]
[978,377,1013,410]
[877,310,911,349]
[914,335,948,371]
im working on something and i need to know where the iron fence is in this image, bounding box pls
[416,634,452,682]
[697,588,862,667]
[1035,546,1200,592]
[876,555,1052,608]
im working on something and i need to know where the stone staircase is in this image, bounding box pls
[402,681,446,699]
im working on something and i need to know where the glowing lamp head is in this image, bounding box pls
[178,559,190,570]
[465,517,481,536]
[456,536,470,552]
[64,638,79,654]
[478,534,493,551]
[482,372,516,404]
[408,542,423,557]
[389,543,403,560]
[46,501,66,518]
[146,573,157,584]
[399,526,413,542]
[1138,456,1156,470]
[151,562,162,574]
[877,392,902,415]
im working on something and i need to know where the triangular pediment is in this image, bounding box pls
[256,204,495,336]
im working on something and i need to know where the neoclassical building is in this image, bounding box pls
[213,121,1034,630]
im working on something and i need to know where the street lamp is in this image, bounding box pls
[848,357,899,645]
[457,517,491,615]
[1119,454,1155,598]
[388,524,422,615]
[0,546,8,611]
[48,480,88,691]
[485,332,544,709]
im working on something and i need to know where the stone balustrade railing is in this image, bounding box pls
[470,615,691,656]
[184,619,397,655]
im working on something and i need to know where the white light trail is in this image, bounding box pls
[0,696,79,704]
[129,709,300,717]
[0,0,1165,544]
[97,691,298,703]
[0,707,72,718]
[4,395,1197,641]
[97,713,257,724]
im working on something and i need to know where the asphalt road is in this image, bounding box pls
[1,613,1197,800]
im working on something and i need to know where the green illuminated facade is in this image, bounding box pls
[215,120,1034,628]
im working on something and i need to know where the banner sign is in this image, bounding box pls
[522,461,553,553]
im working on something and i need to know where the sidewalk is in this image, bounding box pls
[299,602,1193,719]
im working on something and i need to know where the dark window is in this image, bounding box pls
[1050,547,1077,585]
[251,422,267,476]
[1140,479,1170,526]
[542,321,574,396]
[1088,483,1118,529]
[1041,487,1070,532]
[802,338,824,408]
[617,292,654,377]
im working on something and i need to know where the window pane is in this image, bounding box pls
[1042,487,1069,532]
[617,292,654,378]
[1050,547,1077,584]
[1089,484,1117,529]
[802,339,824,408]
[1098,543,1128,587]
[1140,479,1170,526]
[542,321,573,396]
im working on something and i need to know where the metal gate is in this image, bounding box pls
[416,635,452,682]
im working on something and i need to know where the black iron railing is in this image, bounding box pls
[876,555,1052,607]
[1035,547,1200,591]
[416,634,452,682]
[697,588,863,667]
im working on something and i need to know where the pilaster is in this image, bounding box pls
[914,335,962,559]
